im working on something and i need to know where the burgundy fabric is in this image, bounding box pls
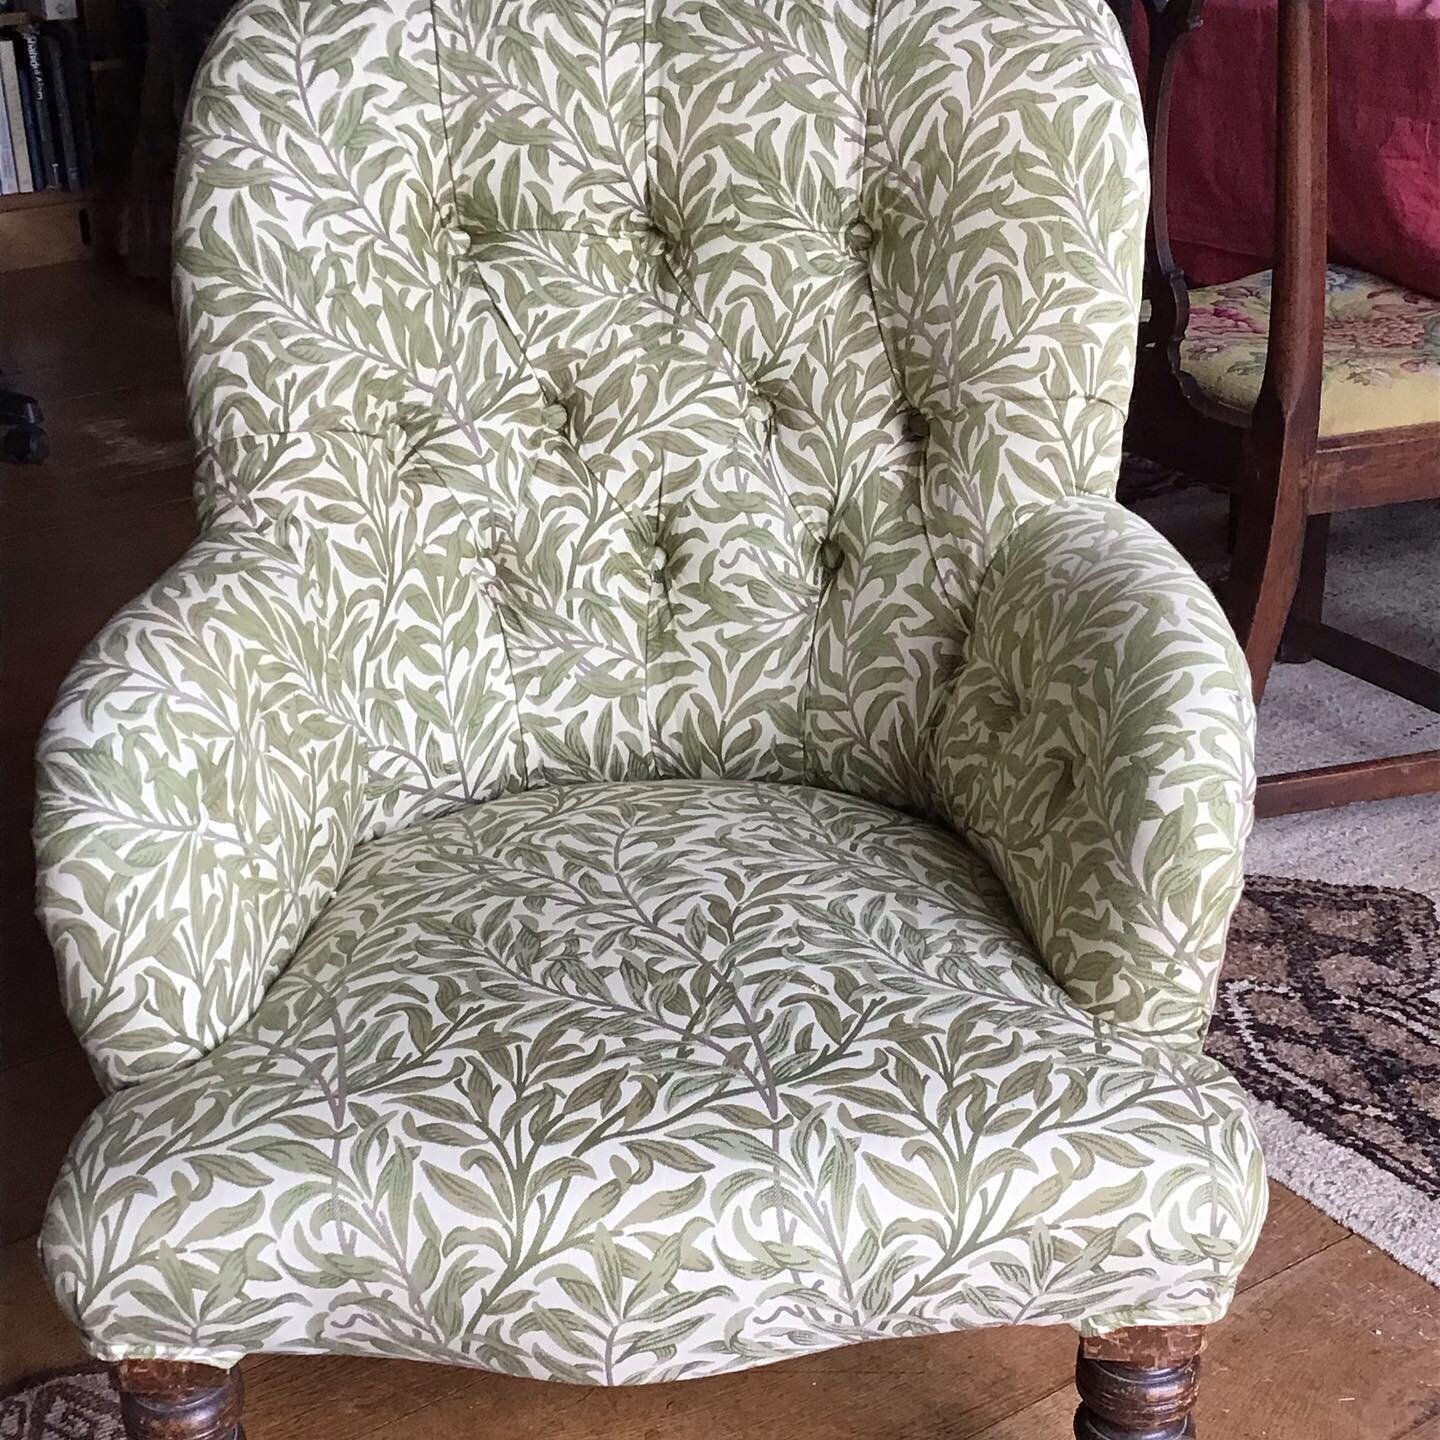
[1134,0,1440,298]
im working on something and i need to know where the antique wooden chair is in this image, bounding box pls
[35,2,1265,1437]
[1119,0,1440,816]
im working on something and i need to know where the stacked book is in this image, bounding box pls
[0,0,93,197]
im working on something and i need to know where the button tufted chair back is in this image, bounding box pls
[36,0,1155,1090]
[179,0,1145,834]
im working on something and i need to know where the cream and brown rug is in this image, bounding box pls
[1211,874,1440,1284]
[0,1369,123,1440]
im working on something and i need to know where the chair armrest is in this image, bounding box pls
[928,495,1255,1049]
[34,516,364,1091]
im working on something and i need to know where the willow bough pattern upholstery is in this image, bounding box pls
[36,0,1266,1385]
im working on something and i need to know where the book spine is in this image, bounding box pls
[12,34,43,187]
[0,86,16,194]
[0,38,32,191]
[38,30,75,188]
[18,24,60,188]
[55,18,88,184]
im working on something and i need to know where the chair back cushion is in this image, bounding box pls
[178,0,1145,829]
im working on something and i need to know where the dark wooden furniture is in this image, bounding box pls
[1074,1326,1204,1439]
[1119,0,1440,817]
[0,9,95,270]
[0,0,143,272]
[117,1362,244,1440]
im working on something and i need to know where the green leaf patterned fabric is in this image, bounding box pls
[35,0,1266,1379]
[43,783,1263,1373]
[931,495,1255,1050]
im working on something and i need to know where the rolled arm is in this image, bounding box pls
[929,495,1255,1049]
[34,516,364,1091]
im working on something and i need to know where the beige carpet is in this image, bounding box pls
[1129,464,1440,1282]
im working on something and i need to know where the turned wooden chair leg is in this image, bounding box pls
[115,1361,245,1440]
[1074,1325,1205,1439]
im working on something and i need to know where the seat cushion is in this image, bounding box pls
[43,781,1264,1378]
[1181,265,1440,434]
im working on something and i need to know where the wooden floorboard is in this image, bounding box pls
[0,264,179,401]
[0,457,193,544]
[0,1235,92,1384]
[0,1045,101,1245]
[1,260,1434,1437]
[0,913,77,1071]
[973,1237,1440,1440]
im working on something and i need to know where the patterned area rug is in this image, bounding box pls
[0,1369,123,1440]
[1211,875,1440,1283]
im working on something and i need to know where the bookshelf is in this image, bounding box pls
[0,0,118,271]
[0,194,93,267]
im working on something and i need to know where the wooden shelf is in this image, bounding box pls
[0,189,93,269]
[0,188,94,213]
[1,0,123,266]
[0,13,91,230]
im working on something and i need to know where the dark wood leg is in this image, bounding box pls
[1277,514,1329,663]
[1228,457,1309,703]
[1227,0,1326,701]
[115,1361,245,1440]
[1074,1326,1204,1439]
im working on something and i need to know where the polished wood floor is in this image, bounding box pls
[1,262,1437,1437]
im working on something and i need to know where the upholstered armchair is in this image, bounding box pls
[35,1,1265,1435]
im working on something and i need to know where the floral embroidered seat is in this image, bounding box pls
[34,0,1266,1430]
[1182,265,1440,435]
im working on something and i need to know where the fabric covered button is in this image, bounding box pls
[475,548,505,601]
[818,537,844,573]
[438,226,474,259]
[748,391,776,444]
[904,410,931,443]
[845,219,874,255]
[650,543,669,581]
[541,402,569,432]
[639,224,670,258]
